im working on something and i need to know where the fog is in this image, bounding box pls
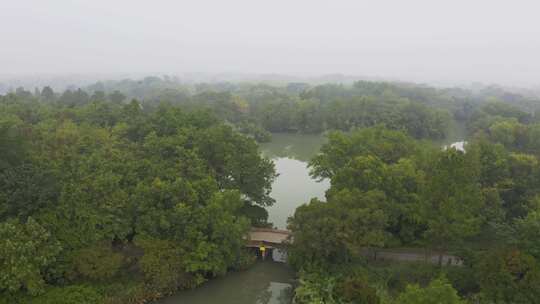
[1,0,540,86]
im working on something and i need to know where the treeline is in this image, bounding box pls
[287,125,540,303]
[0,93,276,303]
[12,79,540,143]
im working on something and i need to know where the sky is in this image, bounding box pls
[1,0,540,86]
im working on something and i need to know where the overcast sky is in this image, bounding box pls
[1,0,540,86]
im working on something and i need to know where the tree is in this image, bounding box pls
[89,90,106,102]
[309,127,417,180]
[397,276,465,304]
[40,86,55,102]
[287,199,348,268]
[194,125,276,206]
[135,237,197,292]
[337,275,380,304]
[28,285,102,304]
[108,90,126,104]
[332,189,389,260]
[0,114,27,170]
[422,149,484,264]
[71,243,124,281]
[477,249,540,303]
[0,218,61,295]
[514,202,540,259]
[0,164,59,221]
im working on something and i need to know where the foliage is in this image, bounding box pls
[2,80,540,302]
[421,148,485,259]
[0,92,274,301]
[293,272,340,304]
[337,275,380,304]
[72,244,124,281]
[396,276,464,304]
[135,237,197,292]
[0,217,61,295]
[28,285,103,304]
[476,249,540,303]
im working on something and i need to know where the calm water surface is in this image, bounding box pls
[157,262,295,304]
[157,133,328,304]
[260,133,330,229]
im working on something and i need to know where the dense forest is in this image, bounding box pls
[1,79,540,303]
[287,93,540,302]
[0,89,276,303]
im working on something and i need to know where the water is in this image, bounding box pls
[157,133,328,304]
[157,262,295,304]
[260,133,330,229]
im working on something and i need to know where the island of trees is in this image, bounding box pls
[1,78,540,303]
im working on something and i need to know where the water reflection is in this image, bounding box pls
[260,133,330,229]
[265,158,329,229]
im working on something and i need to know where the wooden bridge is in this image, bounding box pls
[246,227,291,249]
[245,227,291,262]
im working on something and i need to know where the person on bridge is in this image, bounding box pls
[260,245,266,260]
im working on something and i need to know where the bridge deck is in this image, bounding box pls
[246,228,290,248]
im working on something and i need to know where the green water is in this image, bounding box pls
[157,262,295,304]
[157,133,328,304]
[260,133,330,229]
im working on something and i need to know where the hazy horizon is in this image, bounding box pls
[2,0,540,87]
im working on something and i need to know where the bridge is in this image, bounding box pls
[246,227,291,262]
[246,227,291,248]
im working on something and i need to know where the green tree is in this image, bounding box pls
[40,86,55,102]
[71,243,124,281]
[108,90,126,104]
[514,203,540,259]
[422,149,484,264]
[310,127,417,180]
[332,189,389,260]
[135,237,197,292]
[396,276,464,304]
[28,285,102,304]
[287,199,348,268]
[0,218,61,295]
[477,249,540,303]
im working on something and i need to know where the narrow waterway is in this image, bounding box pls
[156,133,328,304]
[157,261,295,304]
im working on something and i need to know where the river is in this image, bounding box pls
[157,133,329,304]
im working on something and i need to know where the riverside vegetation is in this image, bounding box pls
[1,79,540,303]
